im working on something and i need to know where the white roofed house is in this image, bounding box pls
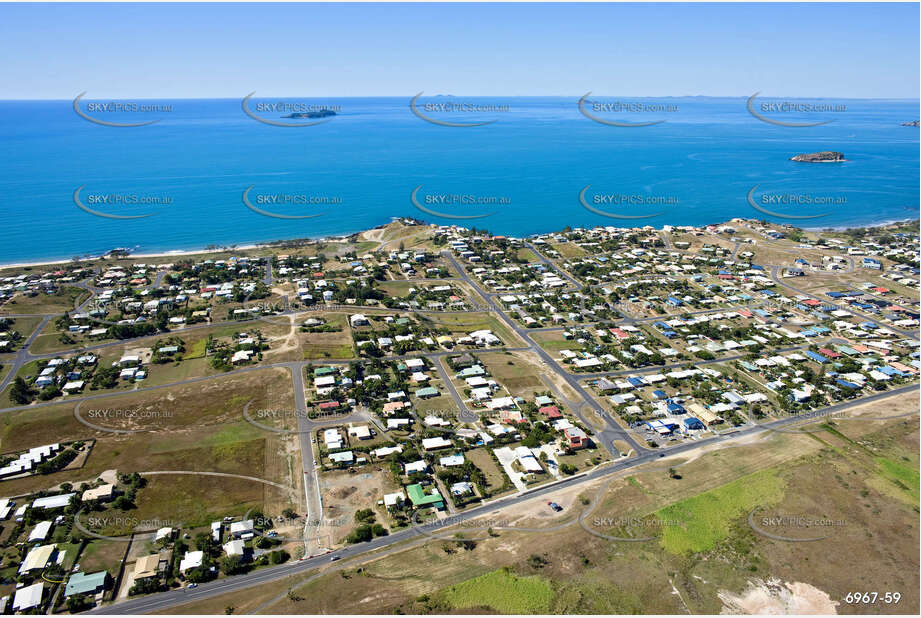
[383,490,406,509]
[347,424,372,440]
[31,493,75,511]
[421,436,453,451]
[439,454,465,467]
[231,349,254,364]
[323,428,343,449]
[155,527,175,542]
[404,460,428,475]
[469,330,501,346]
[230,519,255,539]
[314,375,337,395]
[450,481,475,496]
[350,314,369,327]
[222,539,248,558]
[12,582,44,612]
[178,550,204,574]
[514,446,544,474]
[118,355,141,367]
[28,521,53,543]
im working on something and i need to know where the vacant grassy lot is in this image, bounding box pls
[0,286,88,315]
[439,568,554,613]
[0,315,44,348]
[480,352,545,398]
[76,539,128,577]
[531,330,577,353]
[655,468,785,554]
[466,447,510,494]
[550,242,588,259]
[0,368,298,503]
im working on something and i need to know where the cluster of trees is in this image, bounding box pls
[346,509,388,543]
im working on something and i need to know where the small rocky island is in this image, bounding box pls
[282,109,337,119]
[790,151,846,163]
[901,120,920,127]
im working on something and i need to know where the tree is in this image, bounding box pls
[354,508,376,524]
[269,550,290,564]
[220,555,247,575]
[346,524,373,544]
[185,566,214,584]
[66,595,93,612]
[10,377,34,404]
[113,495,134,511]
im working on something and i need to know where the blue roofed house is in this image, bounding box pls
[836,378,860,390]
[666,401,686,414]
[804,350,829,364]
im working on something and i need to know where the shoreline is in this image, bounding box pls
[2,217,917,271]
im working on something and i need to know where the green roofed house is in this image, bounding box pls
[458,366,486,378]
[415,386,439,398]
[64,570,110,597]
[329,451,354,465]
[395,317,411,326]
[535,395,553,406]
[406,483,444,509]
[314,367,337,377]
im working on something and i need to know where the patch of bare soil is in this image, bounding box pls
[330,486,358,500]
[718,578,839,614]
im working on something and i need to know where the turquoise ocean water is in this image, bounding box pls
[0,96,917,263]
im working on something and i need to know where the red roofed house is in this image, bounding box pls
[538,405,562,419]
[501,409,528,424]
[818,348,841,359]
[563,427,589,450]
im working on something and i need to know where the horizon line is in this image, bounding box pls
[3,94,920,102]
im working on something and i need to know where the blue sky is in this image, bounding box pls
[1,2,918,99]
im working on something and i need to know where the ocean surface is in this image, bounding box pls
[0,96,918,264]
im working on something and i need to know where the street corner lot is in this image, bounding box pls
[318,466,403,546]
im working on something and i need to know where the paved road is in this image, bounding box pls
[88,382,920,615]
[291,366,325,552]
[769,265,919,339]
[0,314,52,392]
[433,357,478,423]
[442,250,644,457]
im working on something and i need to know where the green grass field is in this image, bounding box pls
[655,468,785,554]
[438,568,554,613]
[875,456,920,504]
